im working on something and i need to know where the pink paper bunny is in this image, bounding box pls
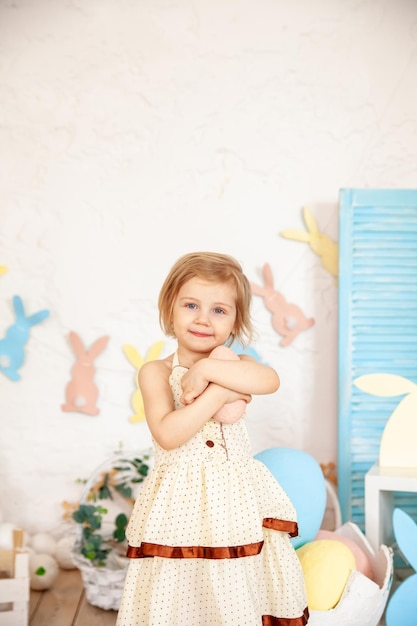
[210,345,247,424]
[251,263,314,347]
[61,331,109,416]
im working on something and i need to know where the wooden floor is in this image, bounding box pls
[29,568,117,626]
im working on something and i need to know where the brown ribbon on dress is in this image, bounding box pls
[127,517,299,559]
[262,518,299,537]
[127,540,264,559]
[262,607,309,625]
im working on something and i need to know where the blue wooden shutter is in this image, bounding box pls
[338,188,417,530]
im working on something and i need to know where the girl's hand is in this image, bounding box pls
[180,363,209,405]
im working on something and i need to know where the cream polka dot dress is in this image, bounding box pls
[116,354,309,626]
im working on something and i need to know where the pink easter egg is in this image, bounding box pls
[316,529,374,580]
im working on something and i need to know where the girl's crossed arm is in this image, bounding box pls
[180,356,280,406]
[139,359,252,450]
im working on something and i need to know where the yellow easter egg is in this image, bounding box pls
[296,539,355,611]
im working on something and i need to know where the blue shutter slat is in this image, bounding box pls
[338,188,417,531]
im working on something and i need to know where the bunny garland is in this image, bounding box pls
[385,508,417,625]
[61,331,109,416]
[251,263,314,347]
[0,295,50,381]
[280,207,338,281]
[122,340,164,423]
[354,373,417,468]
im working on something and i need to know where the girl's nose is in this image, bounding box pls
[195,309,209,324]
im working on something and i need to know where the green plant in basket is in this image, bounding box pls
[72,503,129,566]
[72,452,150,567]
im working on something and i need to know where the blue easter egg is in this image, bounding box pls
[385,575,417,626]
[254,447,327,548]
[386,508,417,626]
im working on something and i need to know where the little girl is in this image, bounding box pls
[116,252,309,626]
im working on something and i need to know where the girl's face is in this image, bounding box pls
[172,277,237,354]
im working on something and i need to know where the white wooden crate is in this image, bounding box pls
[0,530,29,626]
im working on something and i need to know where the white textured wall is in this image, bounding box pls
[1,0,416,533]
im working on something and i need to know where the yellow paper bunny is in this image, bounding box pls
[354,373,417,468]
[281,207,338,280]
[122,340,164,423]
[0,265,8,276]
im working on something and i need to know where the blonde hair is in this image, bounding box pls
[158,252,254,347]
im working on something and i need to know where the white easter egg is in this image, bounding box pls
[29,553,59,590]
[55,535,76,570]
[0,522,15,549]
[31,532,57,555]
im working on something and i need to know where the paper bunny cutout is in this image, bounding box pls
[210,346,247,424]
[280,207,338,280]
[122,340,164,423]
[354,373,417,468]
[0,295,50,381]
[62,331,109,416]
[251,263,314,347]
[385,508,417,626]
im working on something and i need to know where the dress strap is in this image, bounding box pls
[169,352,188,408]
[172,351,179,368]
[172,351,188,372]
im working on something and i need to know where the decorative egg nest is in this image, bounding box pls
[71,449,153,611]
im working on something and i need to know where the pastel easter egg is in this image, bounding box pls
[316,529,374,579]
[254,447,326,548]
[296,539,355,611]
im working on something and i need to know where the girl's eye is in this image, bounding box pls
[213,307,225,315]
[185,303,197,310]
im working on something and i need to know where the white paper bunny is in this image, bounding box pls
[251,262,314,347]
[0,295,50,381]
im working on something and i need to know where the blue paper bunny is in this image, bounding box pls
[0,295,50,381]
[385,508,417,625]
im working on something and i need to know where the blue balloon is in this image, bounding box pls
[254,447,327,548]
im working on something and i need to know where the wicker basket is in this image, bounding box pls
[72,551,128,611]
[71,449,153,611]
